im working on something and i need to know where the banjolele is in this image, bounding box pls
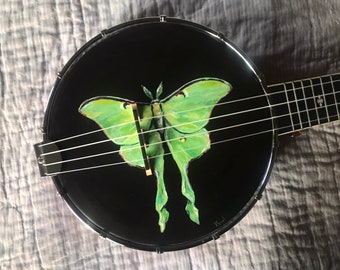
[34,16,340,252]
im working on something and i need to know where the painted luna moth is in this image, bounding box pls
[78,78,232,232]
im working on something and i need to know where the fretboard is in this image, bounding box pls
[267,73,340,135]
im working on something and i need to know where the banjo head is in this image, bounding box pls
[42,17,276,252]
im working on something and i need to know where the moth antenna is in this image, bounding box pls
[142,85,154,100]
[156,82,163,99]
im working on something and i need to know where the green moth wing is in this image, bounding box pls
[119,144,144,167]
[160,78,231,224]
[79,97,152,145]
[165,127,210,224]
[161,78,232,133]
[79,96,169,232]
[79,97,153,168]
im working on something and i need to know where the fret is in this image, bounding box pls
[321,75,339,122]
[293,81,310,128]
[330,75,340,118]
[267,83,292,134]
[332,74,340,119]
[299,80,312,127]
[285,82,302,130]
[302,80,319,126]
[311,78,329,124]
[319,77,331,122]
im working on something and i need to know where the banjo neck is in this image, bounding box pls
[267,73,340,135]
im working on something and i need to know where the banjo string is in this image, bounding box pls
[40,102,271,157]
[43,115,276,167]
[43,114,336,176]
[38,93,268,147]
[39,88,340,158]
[42,109,337,169]
[38,78,339,148]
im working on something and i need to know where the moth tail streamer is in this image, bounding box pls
[154,170,169,233]
[181,169,200,225]
[185,202,200,225]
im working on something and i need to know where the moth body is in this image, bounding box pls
[151,102,165,132]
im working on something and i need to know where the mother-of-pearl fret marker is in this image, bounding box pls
[317,95,324,107]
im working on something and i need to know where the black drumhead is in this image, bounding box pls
[43,17,276,252]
